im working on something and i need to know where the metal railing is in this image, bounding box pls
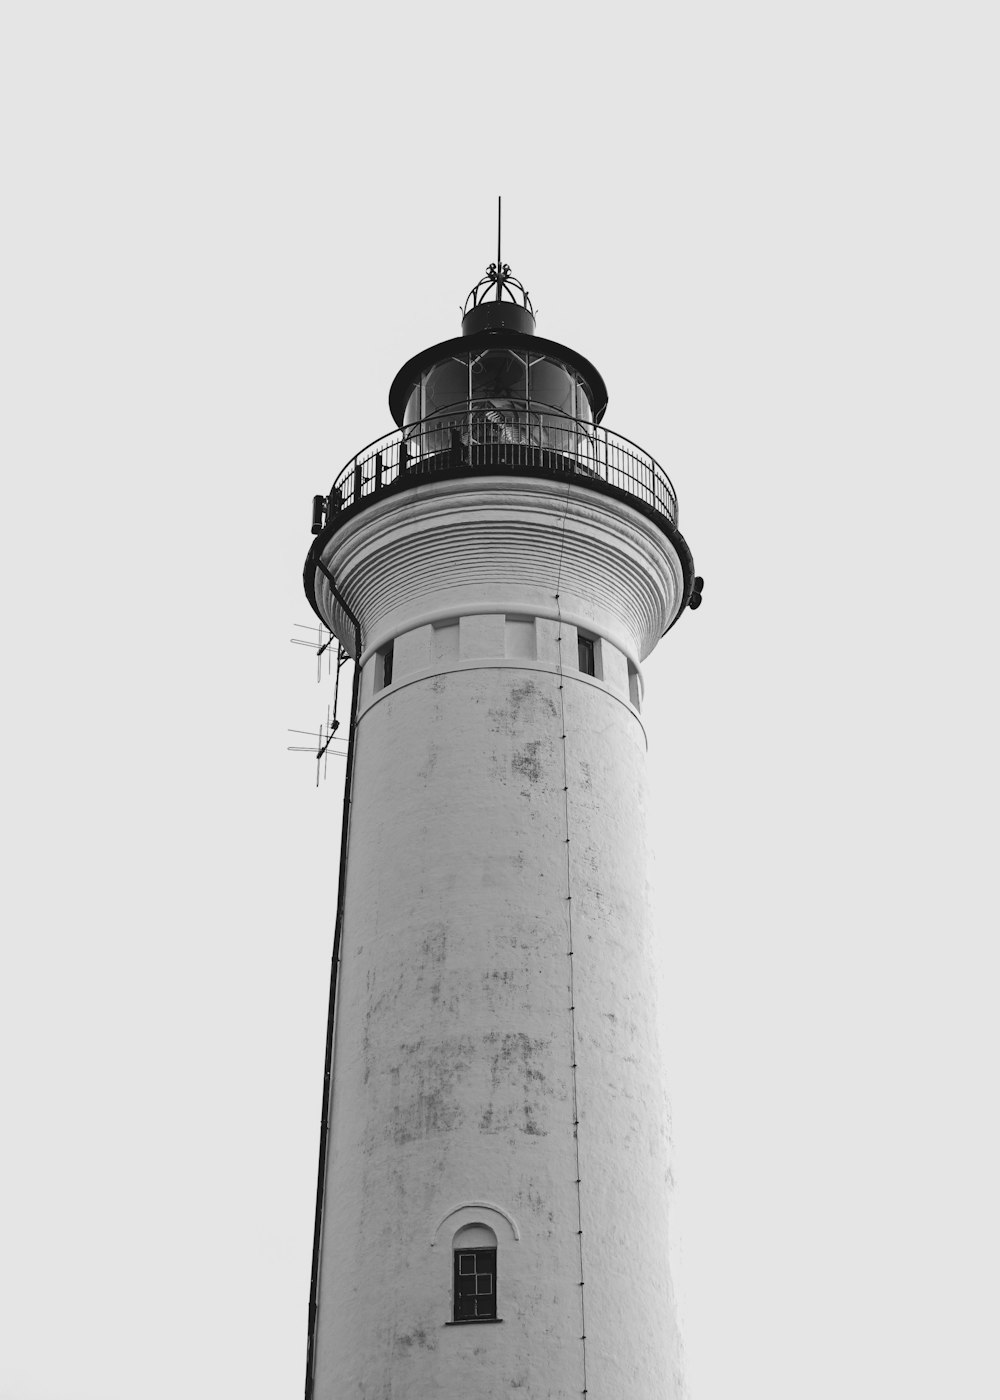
[319,400,678,528]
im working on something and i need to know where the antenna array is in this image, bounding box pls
[289,622,351,785]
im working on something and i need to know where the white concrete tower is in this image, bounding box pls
[302,261,701,1400]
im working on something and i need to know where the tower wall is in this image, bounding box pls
[310,478,685,1399]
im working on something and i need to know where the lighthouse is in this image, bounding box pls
[302,257,700,1399]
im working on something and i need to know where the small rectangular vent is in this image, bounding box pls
[375,641,394,691]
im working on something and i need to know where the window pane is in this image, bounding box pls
[529,356,575,417]
[575,372,595,424]
[470,349,527,404]
[402,382,422,428]
[454,1246,497,1321]
[424,358,469,418]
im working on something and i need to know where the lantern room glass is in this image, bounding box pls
[401,351,597,466]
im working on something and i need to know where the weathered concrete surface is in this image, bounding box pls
[310,479,684,1399]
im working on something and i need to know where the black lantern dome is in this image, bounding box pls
[461,262,536,336]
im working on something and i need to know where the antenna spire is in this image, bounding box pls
[461,201,535,332]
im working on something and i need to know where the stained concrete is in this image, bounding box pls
[310,478,684,1399]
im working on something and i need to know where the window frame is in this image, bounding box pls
[451,1246,498,1323]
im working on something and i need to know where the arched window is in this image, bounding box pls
[452,1223,498,1322]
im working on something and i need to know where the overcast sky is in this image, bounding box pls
[2,4,997,1399]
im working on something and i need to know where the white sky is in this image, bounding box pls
[1,4,997,1398]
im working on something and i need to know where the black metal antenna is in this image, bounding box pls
[289,622,350,782]
[463,206,533,319]
[291,621,336,683]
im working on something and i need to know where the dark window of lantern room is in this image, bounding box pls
[382,641,393,688]
[453,1248,497,1321]
[578,635,595,676]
